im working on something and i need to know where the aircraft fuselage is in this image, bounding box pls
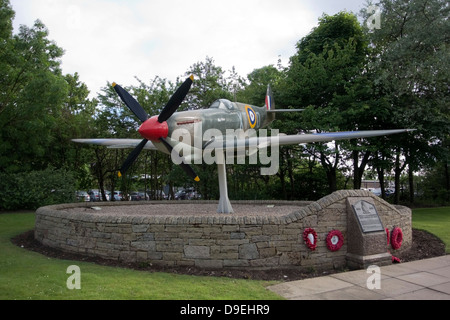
[140,99,272,153]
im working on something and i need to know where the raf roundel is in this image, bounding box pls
[245,105,257,129]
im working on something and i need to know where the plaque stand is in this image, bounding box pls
[346,197,392,269]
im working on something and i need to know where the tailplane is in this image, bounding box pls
[265,84,304,114]
[262,84,304,127]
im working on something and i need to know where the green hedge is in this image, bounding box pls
[0,167,77,210]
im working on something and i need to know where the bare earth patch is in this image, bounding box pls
[12,228,445,281]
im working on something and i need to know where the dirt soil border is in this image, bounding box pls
[11,228,446,281]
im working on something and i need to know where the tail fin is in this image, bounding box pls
[265,84,304,113]
[263,83,303,126]
[265,84,275,111]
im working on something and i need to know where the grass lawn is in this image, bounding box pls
[412,207,450,253]
[0,212,282,300]
[1,207,448,300]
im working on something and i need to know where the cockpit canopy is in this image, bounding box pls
[209,99,236,111]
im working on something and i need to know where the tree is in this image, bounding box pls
[0,10,69,173]
[237,65,283,105]
[91,81,143,200]
[232,65,293,199]
[283,11,372,192]
[361,0,450,203]
[0,0,15,111]
[53,73,97,168]
[0,1,96,207]
[183,56,232,110]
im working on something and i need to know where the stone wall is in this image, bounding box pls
[34,190,411,271]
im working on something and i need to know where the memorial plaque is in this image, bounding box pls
[351,200,384,233]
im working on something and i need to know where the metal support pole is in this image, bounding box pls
[216,150,233,213]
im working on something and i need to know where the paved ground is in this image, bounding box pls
[268,255,450,300]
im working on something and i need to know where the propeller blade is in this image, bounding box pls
[160,138,200,182]
[112,83,148,123]
[158,75,193,123]
[118,139,148,177]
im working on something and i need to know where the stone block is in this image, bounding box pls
[222,225,239,232]
[137,232,155,241]
[163,252,182,261]
[249,256,279,267]
[220,245,239,253]
[230,232,246,239]
[262,225,278,235]
[131,240,156,251]
[156,241,183,252]
[119,251,136,262]
[346,197,392,269]
[136,251,148,262]
[195,259,223,269]
[239,243,259,260]
[184,245,210,259]
[259,247,276,258]
[132,224,149,233]
[148,251,163,260]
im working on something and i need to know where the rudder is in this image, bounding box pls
[265,84,275,111]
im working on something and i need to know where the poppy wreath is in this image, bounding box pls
[326,229,344,252]
[391,227,403,250]
[303,228,317,251]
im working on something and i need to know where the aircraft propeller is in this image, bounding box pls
[112,76,199,181]
[112,83,149,123]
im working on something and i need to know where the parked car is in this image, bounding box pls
[369,188,382,196]
[364,187,395,197]
[76,191,90,202]
[130,192,141,201]
[88,189,100,201]
[88,189,109,201]
[185,188,201,200]
[174,188,201,200]
[130,191,150,201]
[112,191,125,201]
[151,190,167,200]
[174,190,187,200]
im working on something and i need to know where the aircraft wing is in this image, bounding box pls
[73,129,414,154]
[204,129,415,151]
[72,139,158,150]
[276,129,415,146]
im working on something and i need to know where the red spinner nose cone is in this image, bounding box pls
[138,116,169,141]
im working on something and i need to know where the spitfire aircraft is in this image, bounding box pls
[73,76,413,213]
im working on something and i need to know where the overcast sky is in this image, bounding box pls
[10,0,369,98]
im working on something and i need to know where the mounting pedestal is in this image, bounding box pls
[216,150,233,213]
